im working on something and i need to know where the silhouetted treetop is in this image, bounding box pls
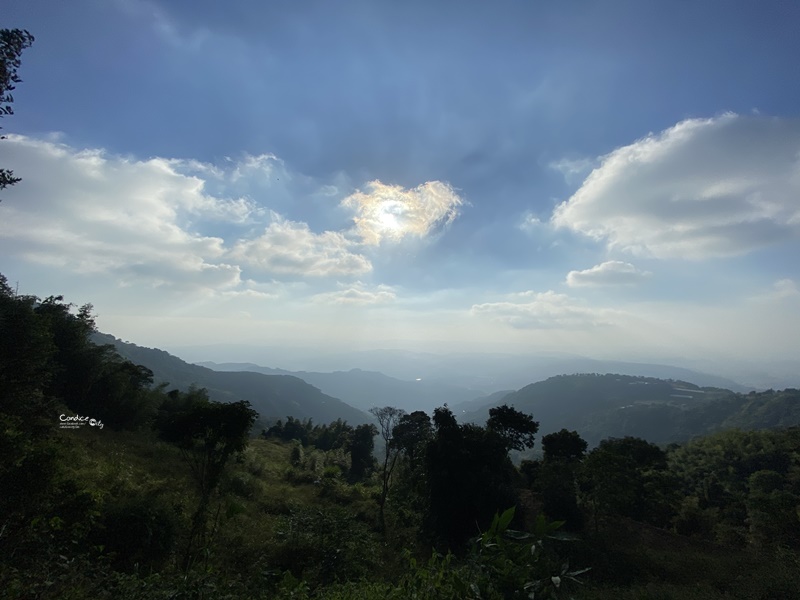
[486,404,540,452]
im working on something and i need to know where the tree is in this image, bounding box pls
[370,406,406,531]
[542,429,588,462]
[392,410,433,465]
[537,430,588,528]
[580,437,675,530]
[389,411,433,529]
[746,469,800,549]
[486,404,540,452]
[0,274,58,528]
[1,29,34,194]
[156,393,258,570]
[349,423,377,482]
[425,407,518,548]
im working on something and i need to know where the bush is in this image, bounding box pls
[99,493,178,573]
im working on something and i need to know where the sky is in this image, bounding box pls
[1,0,799,377]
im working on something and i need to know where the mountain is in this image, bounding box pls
[92,333,370,425]
[460,374,800,447]
[171,345,754,393]
[461,373,739,446]
[196,361,483,412]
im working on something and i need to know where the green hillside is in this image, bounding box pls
[93,333,371,425]
[462,374,800,446]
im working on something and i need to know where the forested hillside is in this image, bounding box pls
[463,373,800,446]
[93,333,370,426]
[3,277,800,599]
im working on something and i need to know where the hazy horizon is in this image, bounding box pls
[142,339,796,393]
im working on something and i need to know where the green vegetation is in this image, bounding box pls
[2,276,800,599]
[465,373,800,447]
[1,27,34,193]
[94,332,372,426]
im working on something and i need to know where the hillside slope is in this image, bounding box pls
[462,373,737,445]
[197,361,483,412]
[92,333,370,425]
[462,374,800,446]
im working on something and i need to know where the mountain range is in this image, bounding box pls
[93,333,799,447]
[196,361,484,413]
[92,333,371,426]
[171,344,753,393]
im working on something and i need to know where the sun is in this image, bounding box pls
[375,201,406,238]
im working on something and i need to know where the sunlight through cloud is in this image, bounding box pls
[341,180,463,245]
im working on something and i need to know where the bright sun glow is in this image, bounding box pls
[375,201,405,236]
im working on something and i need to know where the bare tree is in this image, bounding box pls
[369,405,406,532]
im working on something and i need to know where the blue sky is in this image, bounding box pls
[1,0,799,375]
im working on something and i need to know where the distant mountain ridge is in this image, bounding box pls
[173,345,753,393]
[196,361,484,412]
[92,333,370,425]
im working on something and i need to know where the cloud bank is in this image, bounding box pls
[0,135,243,291]
[471,291,617,329]
[552,114,800,259]
[228,216,372,277]
[0,136,417,289]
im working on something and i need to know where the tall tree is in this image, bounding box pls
[486,404,540,452]
[370,406,406,531]
[425,406,518,548]
[156,393,258,570]
[0,274,58,528]
[537,429,588,528]
[392,410,433,465]
[1,28,34,194]
[349,423,377,482]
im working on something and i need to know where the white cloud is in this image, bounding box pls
[566,261,651,287]
[519,211,546,233]
[0,135,244,291]
[552,114,800,259]
[548,157,595,183]
[772,278,800,298]
[470,290,618,329]
[311,282,396,305]
[0,136,372,291]
[229,153,282,183]
[228,216,372,277]
[341,180,463,245]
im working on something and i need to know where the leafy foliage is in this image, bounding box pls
[487,404,540,451]
[543,428,588,462]
[349,422,378,482]
[0,28,34,193]
[425,407,519,548]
